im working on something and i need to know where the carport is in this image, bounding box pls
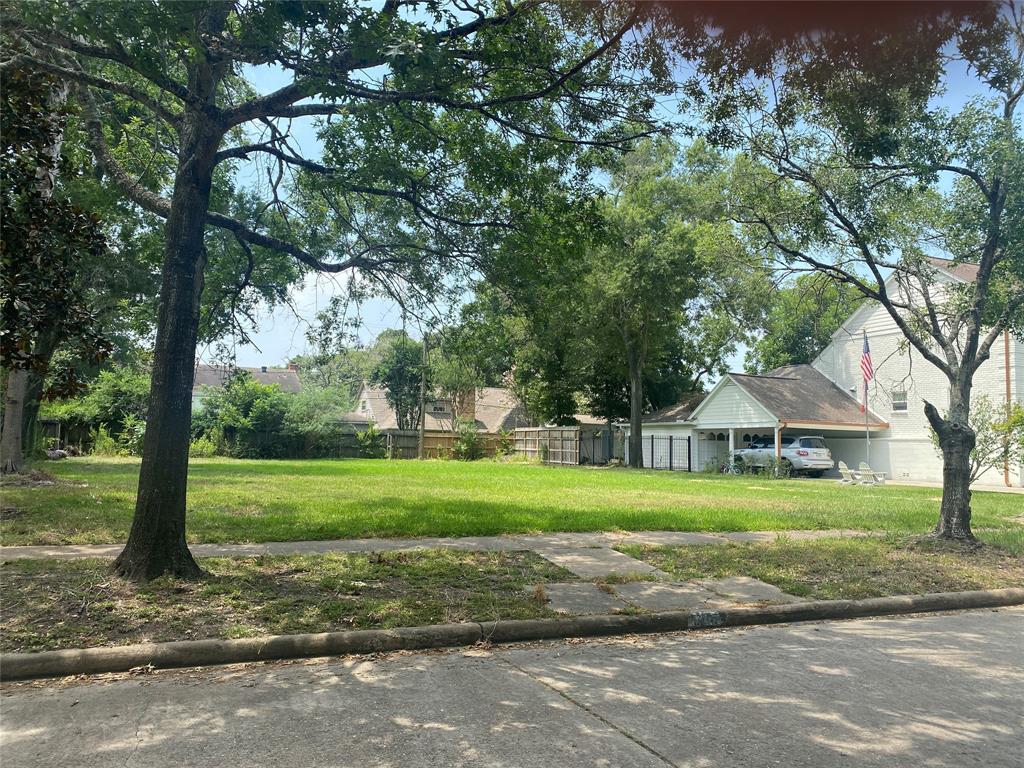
[688,365,889,471]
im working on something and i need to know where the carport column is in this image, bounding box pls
[774,424,782,460]
[728,429,735,461]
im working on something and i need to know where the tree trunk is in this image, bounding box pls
[924,387,976,541]
[627,346,644,468]
[112,118,220,582]
[1,369,29,473]
[21,328,61,454]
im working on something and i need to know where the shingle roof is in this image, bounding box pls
[643,393,706,424]
[926,257,979,282]
[355,384,530,433]
[193,363,302,394]
[729,365,886,427]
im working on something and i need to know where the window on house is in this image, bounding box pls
[432,404,446,413]
[891,390,908,412]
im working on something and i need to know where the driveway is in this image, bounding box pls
[3,609,1021,768]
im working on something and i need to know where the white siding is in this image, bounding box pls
[692,380,776,429]
[813,278,1023,487]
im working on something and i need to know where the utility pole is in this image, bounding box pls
[417,333,428,459]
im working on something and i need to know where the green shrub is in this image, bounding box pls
[757,455,792,479]
[189,436,218,458]
[494,429,514,457]
[116,414,146,456]
[452,420,485,461]
[91,426,118,456]
[356,424,387,458]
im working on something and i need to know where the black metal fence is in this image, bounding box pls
[630,434,692,471]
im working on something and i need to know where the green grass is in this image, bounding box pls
[0,549,569,653]
[2,457,1022,546]
[618,535,1024,601]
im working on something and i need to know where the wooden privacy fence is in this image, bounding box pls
[512,427,613,466]
[386,429,500,459]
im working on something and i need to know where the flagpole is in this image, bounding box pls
[865,378,870,466]
[862,330,871,467]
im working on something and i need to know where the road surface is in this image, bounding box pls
[3,608,1022,767]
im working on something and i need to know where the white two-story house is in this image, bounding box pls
[625,259,1023,487]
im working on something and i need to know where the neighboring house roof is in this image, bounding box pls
[569,413,610,426]
[337,411,371,426]
[926,256,979,283]
[729,365,887,427]
[355,384,530,433]
[193,363,302,394]
[643,393,706,424]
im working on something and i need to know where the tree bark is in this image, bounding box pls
[924,384,976,541]
[21,327,61,454]
[1,369,29,473]
[111,115,220,581]
[627,345,644,468]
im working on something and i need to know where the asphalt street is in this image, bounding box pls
[2,608,1021,768]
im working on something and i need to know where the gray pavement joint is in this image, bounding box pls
[498,654,680,768]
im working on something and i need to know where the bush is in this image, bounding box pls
[356,424,387,458]
[91,426,118,456]
[452,420,485,461]
[116,414,146,456]
[191,370,290,458]
[757,455,792,479]
[494,429,514,457]
[189,436,218,457]
[44,362,151,450]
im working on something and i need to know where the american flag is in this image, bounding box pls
[860,332,873,413]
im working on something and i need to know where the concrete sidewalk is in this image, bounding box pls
[0,528,865,561]
[3,608,1020,767]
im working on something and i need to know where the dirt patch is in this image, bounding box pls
[0,469,60,488]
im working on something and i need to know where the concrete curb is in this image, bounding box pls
[3,588,1022,681]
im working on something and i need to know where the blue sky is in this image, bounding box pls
[216,36,986,377]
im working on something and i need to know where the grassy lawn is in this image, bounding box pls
[0,549,568,653]
[2,456,1022,545]
[618,536,1024,601]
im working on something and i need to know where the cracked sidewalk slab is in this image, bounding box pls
[612,581,733,611]
[697,576,807,604]
[531,546,670,580]
[539,583,631,615]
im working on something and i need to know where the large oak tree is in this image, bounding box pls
[4,0,670,579]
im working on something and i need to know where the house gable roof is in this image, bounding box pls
[685,375,776,425]
[730,365,887,427]
[354,383,529,432]
[643,393,707,424]
[193,363,302,394]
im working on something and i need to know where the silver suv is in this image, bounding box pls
[731,435,835,477]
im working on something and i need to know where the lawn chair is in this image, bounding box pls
[837,461,860,484]
[858,463,887,485]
